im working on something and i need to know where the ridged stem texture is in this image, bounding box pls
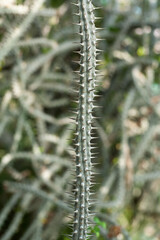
[72,0,97,239]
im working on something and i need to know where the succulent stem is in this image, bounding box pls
[72,0,97,239]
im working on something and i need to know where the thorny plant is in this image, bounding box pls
[70,0,101,239]
[0,0,160,240]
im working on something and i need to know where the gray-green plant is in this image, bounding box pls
[71,0,100,239]
[0,0,160,239]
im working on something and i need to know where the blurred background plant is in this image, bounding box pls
[0,0,160,239]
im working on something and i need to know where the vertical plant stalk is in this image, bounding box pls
[72,0,98,239]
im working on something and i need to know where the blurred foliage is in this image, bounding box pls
[0,0,160,240]
[47,0,66,8]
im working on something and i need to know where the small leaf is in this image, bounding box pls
[100,221,107,229]
[137,46,146,56]
[113,157,118,165]
[94,217,101,224]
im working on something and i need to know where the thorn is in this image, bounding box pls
[71,2,79,7]
[95,17,102,20]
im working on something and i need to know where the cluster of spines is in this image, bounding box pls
[70,0,102,239]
